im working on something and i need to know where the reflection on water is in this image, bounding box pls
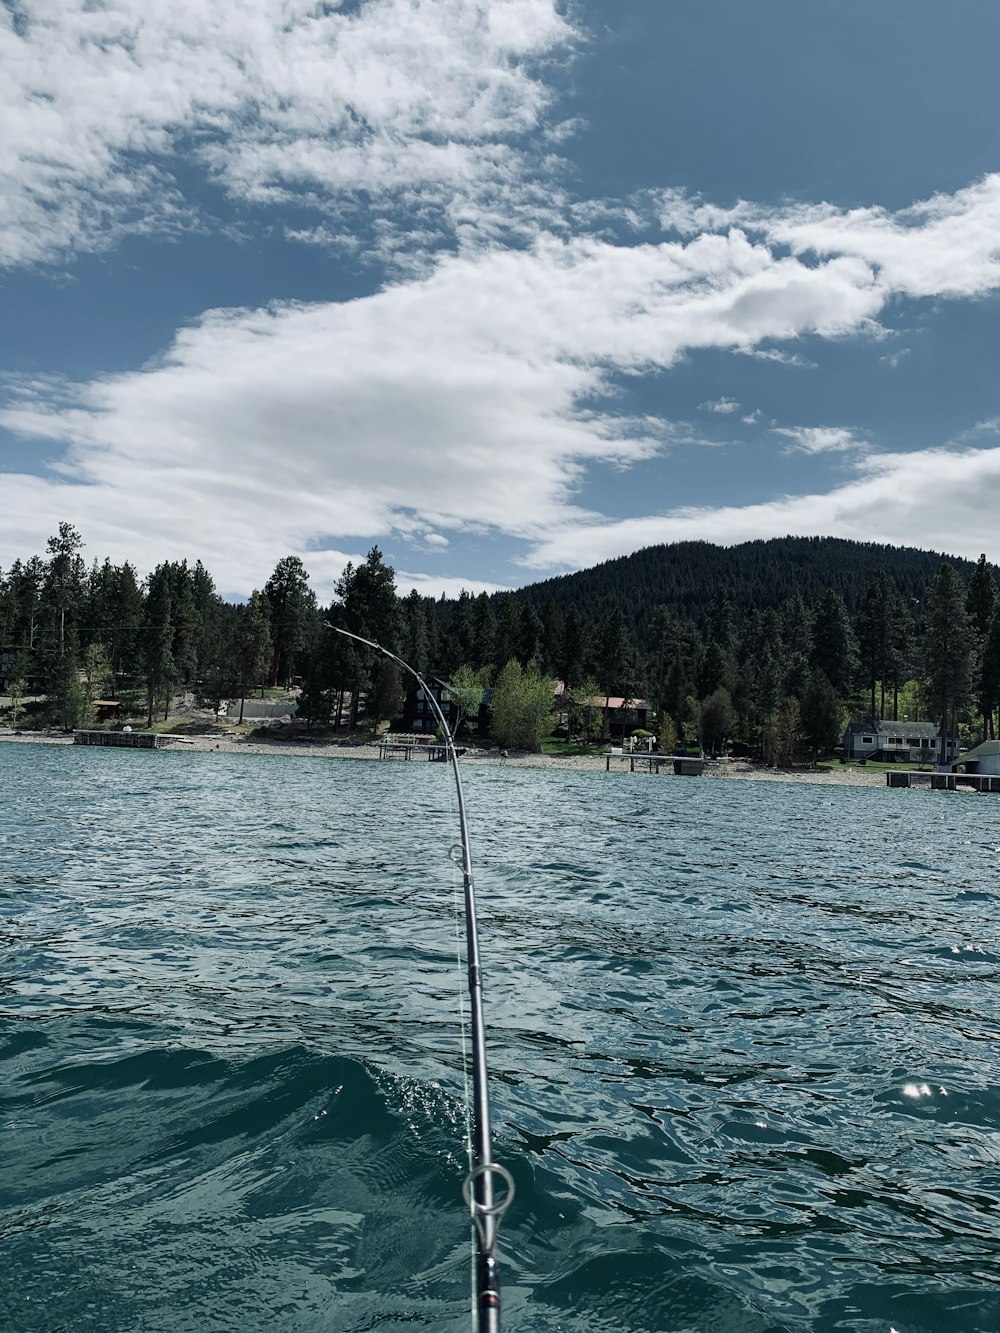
[1,743,999,1331]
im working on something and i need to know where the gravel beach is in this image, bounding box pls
[0,727,889,786]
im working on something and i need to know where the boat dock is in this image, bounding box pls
[605,752,705,776]
[378,732,465,761]
[886,771,1000,792]
[74,730,168,749]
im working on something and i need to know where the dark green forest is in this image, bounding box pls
[3,526,999,757]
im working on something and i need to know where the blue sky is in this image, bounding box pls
[2,0,1000,601]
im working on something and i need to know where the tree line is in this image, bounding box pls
[2,526,999,756]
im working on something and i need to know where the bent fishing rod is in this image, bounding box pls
[331,627,513,1332]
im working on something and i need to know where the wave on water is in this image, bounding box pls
[2,744,999,1331]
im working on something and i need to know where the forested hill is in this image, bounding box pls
[515,537,982,631]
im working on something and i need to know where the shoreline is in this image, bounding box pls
[0,728,890,786]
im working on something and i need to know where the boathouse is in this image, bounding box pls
[956,740,1000,775]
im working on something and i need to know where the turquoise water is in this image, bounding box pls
[2,744,999,1332]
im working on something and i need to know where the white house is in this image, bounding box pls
[841,719,958,763]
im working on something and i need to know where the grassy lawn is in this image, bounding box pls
[540,736,604,757]
[814,758,934,773]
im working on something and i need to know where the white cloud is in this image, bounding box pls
[0,0,575,267]
[658,174,1000,302]
[772,425,864,455]
[396,571,509,598]
[521,446,1000,570]
[0,226,889,594]
[7,169,1000,593]
[881,347,911,369]
[698,395,740,414]
[738,346,817,369]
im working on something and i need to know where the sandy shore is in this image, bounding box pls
[0,727,890,786]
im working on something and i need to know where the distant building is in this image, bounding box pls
[957,740,1000,775]
[578,695,654,739]
[0,647,45,694]
[842,719,957,763]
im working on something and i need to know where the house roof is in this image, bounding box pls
[962,740,1000,759]
[845,719,943,738]
[578,696,651,710]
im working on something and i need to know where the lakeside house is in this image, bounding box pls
[577,695,654,738]
[0,647,46,695]
[841,719,958,763]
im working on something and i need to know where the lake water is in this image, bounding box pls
[1,743,999,1332]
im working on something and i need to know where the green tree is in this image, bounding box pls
[923,564,974,764]
[980,608,1000,741]
[701,686,735,756]
[142,567,176,727]
[966,554,998,739]
[763,697,803,767]
[7,651,30,725]
[50,630,86,729]
[598,607,641,737]
[43,523,85,657]
[801,670,843,758]
[234,591,271,723]
[445,664,489,738]
[810,588,857,695]
[564,677,604,742]
[489,659,555,751]
[657,712,678,754]
[265,556,316,688]
[371,661,406,729]
[333,547,398,730]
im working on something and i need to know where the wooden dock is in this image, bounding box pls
[604,752,705,776]
[886,771,1000,792]
[378,741,462,762]
[74,730,168,749]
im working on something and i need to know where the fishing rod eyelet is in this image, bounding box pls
[463,1161,516,1239]
[448,843,464,864]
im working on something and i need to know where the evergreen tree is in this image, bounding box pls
[966,554,998,739]
[701,686,735,756]
[333,547,398,729]
[810,588,856,695]
[234,591,271,723]
[923,564,974,764]
[50,628,86,730]
[142,567,176,727]
[399,589,430,676]
[597,607,641,735]
[801,670,843,758]
[370,660,405,728]
[473,593,497,672]
[264,556,316,688]
[559,605,590,689]
[980,607,1000,741]
[43,523,85,657]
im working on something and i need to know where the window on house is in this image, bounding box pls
[862,736,873,744]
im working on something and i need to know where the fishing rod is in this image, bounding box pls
[330,626,513,1331]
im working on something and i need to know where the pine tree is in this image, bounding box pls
[923,564,974,764]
